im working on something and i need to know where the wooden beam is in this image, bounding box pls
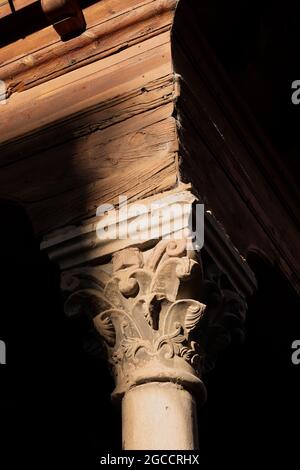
[41,0,86,40]
[0,0,177,97]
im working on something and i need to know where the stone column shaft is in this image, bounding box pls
[46,189,254,450]
[122,382,198,450]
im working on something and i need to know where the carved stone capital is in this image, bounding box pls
[61,236,250,407]
[48,189,255,409]
[62,239,207,402]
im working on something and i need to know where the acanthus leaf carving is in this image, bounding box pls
[61,240,248,400]
[62,240,207,398]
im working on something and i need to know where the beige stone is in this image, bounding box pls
[122,382,198,450]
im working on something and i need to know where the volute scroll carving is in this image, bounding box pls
[62,239,207,401]
[61,239,248,402]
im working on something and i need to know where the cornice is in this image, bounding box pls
[41,186,256,299]
[41,186,197,269]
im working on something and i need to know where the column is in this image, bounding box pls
[43,188,253,450]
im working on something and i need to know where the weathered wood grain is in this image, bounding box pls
[4,0,298,299]
[173,2,299,228]
[0,29,178,235]
[0,75,175,166]
[28,151,177,234]
[0,114,177,202]
[0,0,177,97]
[0,32,172,145]
[172,1,300,293]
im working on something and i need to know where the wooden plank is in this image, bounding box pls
[0,0,144,60]
[0,114,177,201]
[0,0,177,96]
[173,3,299,228]
[172,4,300,293]
[177,75,300,260]
[14,0,35,8]
[28,151,177,234]
[0,21,178,237]
[0,1,12,19]
[0,75,175,166]
[0,33,172,144]
[181,127,299,293]
[179,86,300,292]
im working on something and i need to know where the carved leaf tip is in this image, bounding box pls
[184,302,207,333]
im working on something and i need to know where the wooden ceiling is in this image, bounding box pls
[0,0,36,19]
